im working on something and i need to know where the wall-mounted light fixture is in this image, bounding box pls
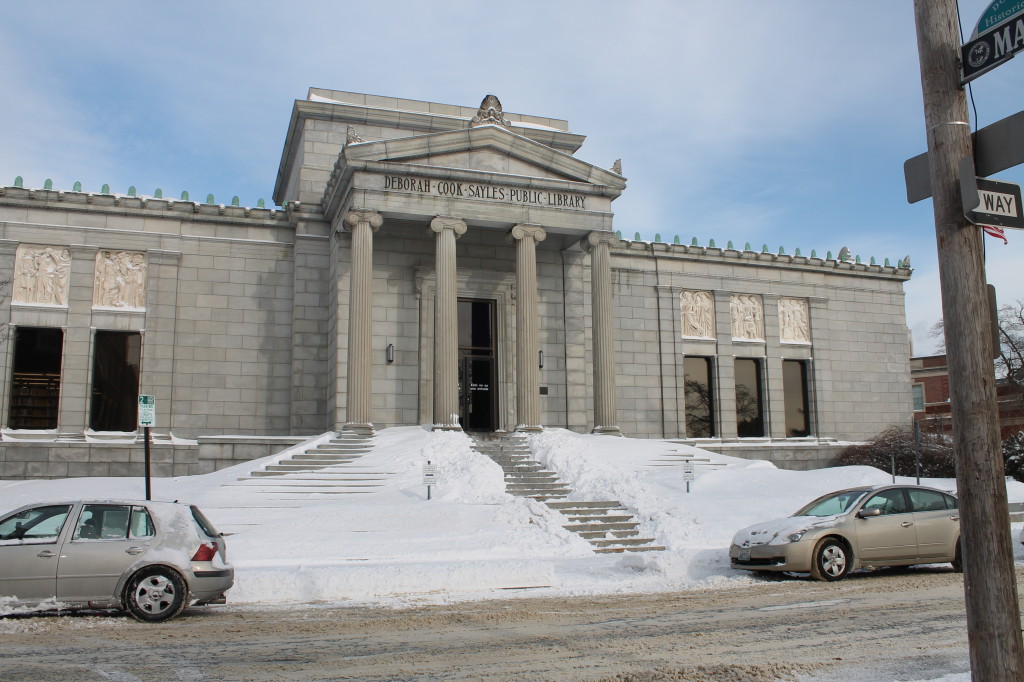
[538,350,544,369]
[386,343,395,364]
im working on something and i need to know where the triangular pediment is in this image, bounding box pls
[343,125,625,190]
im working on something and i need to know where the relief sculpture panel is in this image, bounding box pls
[13,245,72,306]
[680,290,715,339]
[94,250,147,309]
[779,297,811,344]
[730,294,764,341]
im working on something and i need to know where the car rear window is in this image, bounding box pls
[190,506,220,538]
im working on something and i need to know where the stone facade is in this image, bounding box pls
[0,89,913,478]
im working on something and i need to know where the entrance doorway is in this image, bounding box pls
[457,299,497,431]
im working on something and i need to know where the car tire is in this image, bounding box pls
[810,538,850,582]
[952,538,963,573]
[124,566,188,622]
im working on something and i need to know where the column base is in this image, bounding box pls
[431,423,463,432]
[591,425,623,436]
[343,422,375,436]
[515,424,544,434]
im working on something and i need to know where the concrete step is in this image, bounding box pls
[559,514,634,524]
[547,501,620,511]
[594,545,666,554]
[564,521,639,532]
[577,529,640,539]
[590,537,658,548]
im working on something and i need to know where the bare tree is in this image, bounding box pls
[930,298,1024,391]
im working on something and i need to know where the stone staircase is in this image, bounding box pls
[224,431,390,499]
[471,435,664,554]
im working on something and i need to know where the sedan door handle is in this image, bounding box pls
[950,515,960,521]
[125,546,146,555]
[901,521,914,527]
[36,550,57,558]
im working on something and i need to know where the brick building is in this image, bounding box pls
[911,354,1024,439]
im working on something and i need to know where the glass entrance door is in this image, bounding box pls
[457,299,496,432]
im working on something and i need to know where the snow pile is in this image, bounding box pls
[2,426,1022,608]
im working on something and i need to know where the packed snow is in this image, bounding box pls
[2,425,1023,611]
[5,426,1023,680]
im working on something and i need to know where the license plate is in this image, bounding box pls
[739,548,750,561]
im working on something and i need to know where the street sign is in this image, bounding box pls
[961,20,1024,84]
[905,111,1024,203]
[422,462,437,486]
[970,178,1024,229]
[138,395,156,428]
[961,1,1024,83]
[971,0,1024,37]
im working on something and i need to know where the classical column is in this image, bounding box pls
[343,209,383,433]
[510,224,547,432]
[584,231,622,435]
[430,216,467,429]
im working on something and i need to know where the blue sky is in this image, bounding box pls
[1,1,1021,355]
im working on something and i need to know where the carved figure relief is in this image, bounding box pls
[93,250,147,309]
[730,294,764,341]
[680,290,715,339]
[779,297,811,344]
[13,245,72,306]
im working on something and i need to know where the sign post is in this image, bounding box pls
[138,395,156,501]
[423,461,437,500]
[683,462,694,493]
[913,0,1024,677]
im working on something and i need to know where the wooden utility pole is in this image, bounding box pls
[912,1,1024,679]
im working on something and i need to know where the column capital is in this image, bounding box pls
[581,230,620,253]
[509,224,547,243]
[343,209,383,232]
[429,216,468,237]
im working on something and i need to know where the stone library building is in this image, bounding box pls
[0,89,914,478]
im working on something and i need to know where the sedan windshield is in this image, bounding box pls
[793,489,870,517]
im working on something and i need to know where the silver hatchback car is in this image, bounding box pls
[0,499,233,621]
[730,484,961,580]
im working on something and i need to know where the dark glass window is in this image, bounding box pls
[783,360,811,437]
[735,358,764,437]
[457,300,493,353]
[912,384,925,411]
[683,356,715,438]
[8,327,63,429]
[90,331,142,432]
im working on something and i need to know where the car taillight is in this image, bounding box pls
[191,541,218,561]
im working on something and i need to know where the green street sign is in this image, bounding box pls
[972,0,1024,37]
[138,395,156,427]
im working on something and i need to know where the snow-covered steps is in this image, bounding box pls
[470,435,664,554]
[546,501,666,554]
[471,436,572,501]
[646,448,728,468]
[228,432,392,498]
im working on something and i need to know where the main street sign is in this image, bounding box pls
[961,1,1024,83]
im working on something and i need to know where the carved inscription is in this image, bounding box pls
[779,297,811,344]
[383,175,586,210]
[13,245,71,306]
[94,250,147,309]
[680,290,715,339]
[730,294,764,341]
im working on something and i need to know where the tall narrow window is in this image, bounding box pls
[90,331,142,432]
[783,359,811,437]
[735,358,764,437]
[683,356,715,438]
[9,327,64,430]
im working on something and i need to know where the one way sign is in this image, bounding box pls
[969,178,1024,230]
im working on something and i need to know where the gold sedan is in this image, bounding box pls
[730,484,961,581]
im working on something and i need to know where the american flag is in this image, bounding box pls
[982,225,1008,244]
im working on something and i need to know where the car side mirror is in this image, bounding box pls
[857,508,882,518]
